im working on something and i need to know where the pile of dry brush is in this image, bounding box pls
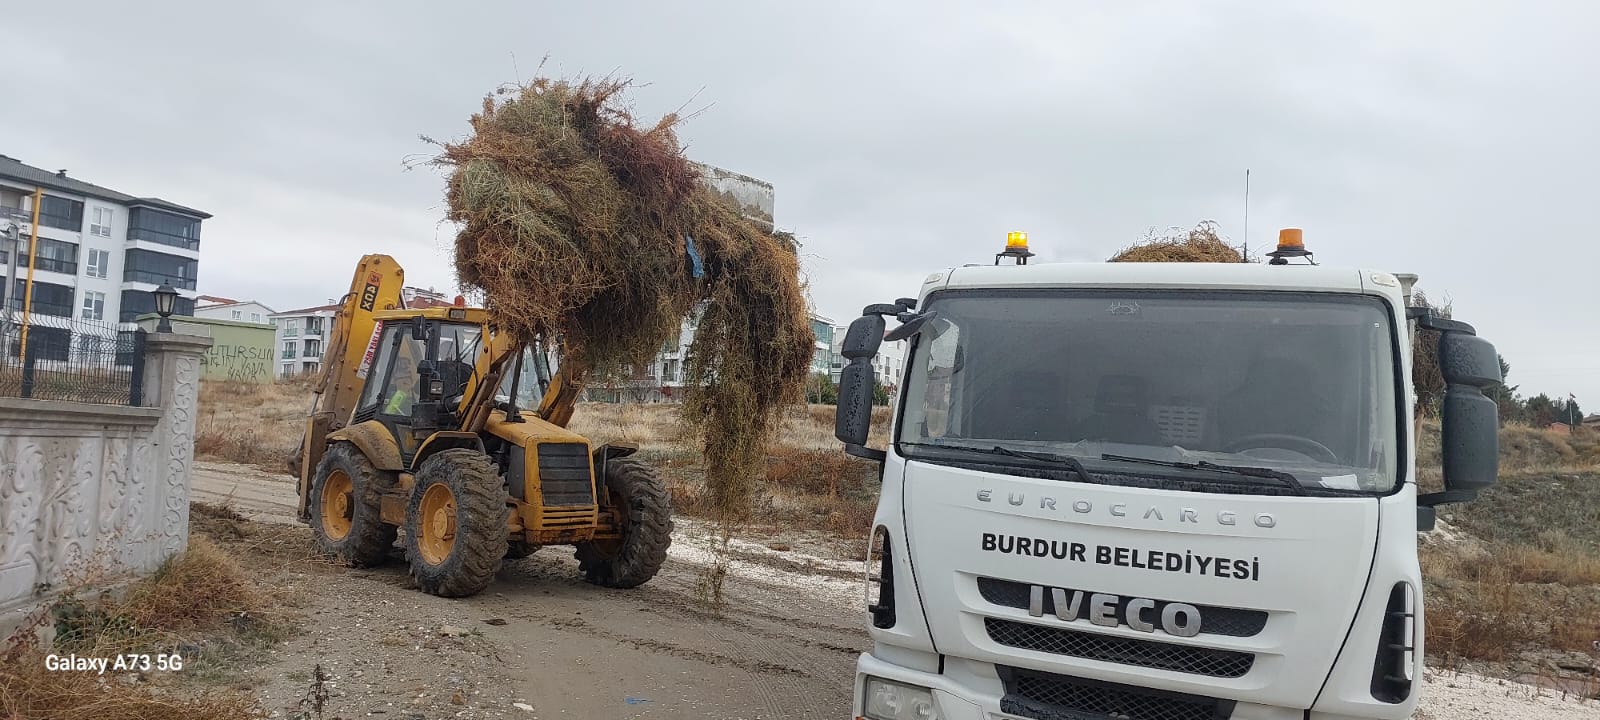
[1109,220,1245,262]
[431,76,814,529]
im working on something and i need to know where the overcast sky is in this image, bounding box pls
[4,1,1595,406]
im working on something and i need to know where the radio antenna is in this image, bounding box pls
[1243,169,1250,263]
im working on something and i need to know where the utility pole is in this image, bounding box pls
[18,187,41,360]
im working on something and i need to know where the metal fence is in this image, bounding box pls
[0,314,145,406]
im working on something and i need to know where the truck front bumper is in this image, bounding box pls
[852,652,1402,720]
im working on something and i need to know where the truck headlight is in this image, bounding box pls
[862,676,941,720]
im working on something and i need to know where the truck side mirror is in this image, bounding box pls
[836,312,886,460]
[1438,332,1500,494]
[1414,310,1501,508]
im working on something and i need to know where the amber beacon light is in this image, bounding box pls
[995,230,1035,265]
[1267,227,1315,265]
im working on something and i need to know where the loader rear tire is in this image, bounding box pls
[575,459,673,588]
[403,449,508,598]
[309,442,396,568]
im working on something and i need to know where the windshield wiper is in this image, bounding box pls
[1098,453,1308,497]
[899,443,1095,485]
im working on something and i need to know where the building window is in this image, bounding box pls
[90,207,114,237]
[231,309,242,320]
[38,195,83,232]
[126,207,202,251]
[251,312,262,322]
[19,236,80,275]
[283,363,293,376]
[282,341,296,360]
[10,279,75,318]
[85,248,109,278]
[81,291,105,321]
[123,249,197,290]
[119,289,194,323]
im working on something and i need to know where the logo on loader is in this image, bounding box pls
[358,271,382,312]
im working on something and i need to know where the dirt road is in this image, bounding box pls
[193,461,865,719]
[191,461,1597,719]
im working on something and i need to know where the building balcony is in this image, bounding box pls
[281,350,297,360]
[15,257,78,275]
[123,270,197,290]
[13,300,74,319]
[283,328,299,338]
[126,228,200,252]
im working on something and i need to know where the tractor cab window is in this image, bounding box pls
[433,323,483,403]
[357,322,426,418]
[497,340,555,409]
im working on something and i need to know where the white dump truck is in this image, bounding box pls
[834,230,1502,720]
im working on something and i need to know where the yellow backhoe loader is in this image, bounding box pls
[288,254,672,597]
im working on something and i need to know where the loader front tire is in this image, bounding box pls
[309,442,396,567]
[575,459,673,588]
[403,449,508,598]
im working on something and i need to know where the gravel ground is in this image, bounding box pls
[192,461,1598,719]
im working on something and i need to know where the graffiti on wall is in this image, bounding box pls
[200,344,274,383]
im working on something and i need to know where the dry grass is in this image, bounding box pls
[0,665,264,720]
[193,377,311,472]
[1109,220,1244,263]
[1420,419,1600,670]
[0,531,284,719]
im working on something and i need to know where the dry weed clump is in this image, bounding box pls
[432,74,813,545]
[0,535,277,719]
[0,661,263,720]
[1109,220,1244,263]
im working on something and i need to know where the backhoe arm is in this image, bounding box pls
[293,254,408,519]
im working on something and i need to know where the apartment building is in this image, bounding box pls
[268,304,335,377]
[267,287,458,378]
[829,327,906,390]
[194,295,275,325]
[0,155,208,332]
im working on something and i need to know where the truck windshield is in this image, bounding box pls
[896,290,1402,494]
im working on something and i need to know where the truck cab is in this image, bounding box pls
[836,233,1502,720]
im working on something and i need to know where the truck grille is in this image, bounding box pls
[977,577,1269,637]
[998,666,1235,720]
[985,618,1255,678]
[536,443,593,507]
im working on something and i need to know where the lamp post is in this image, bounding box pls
[153,283,178,333]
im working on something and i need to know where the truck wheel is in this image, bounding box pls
[403,449,509,597]
[309,442,396,567]
[575,459,673,588]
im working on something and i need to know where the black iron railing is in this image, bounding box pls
[0,315,146,406]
